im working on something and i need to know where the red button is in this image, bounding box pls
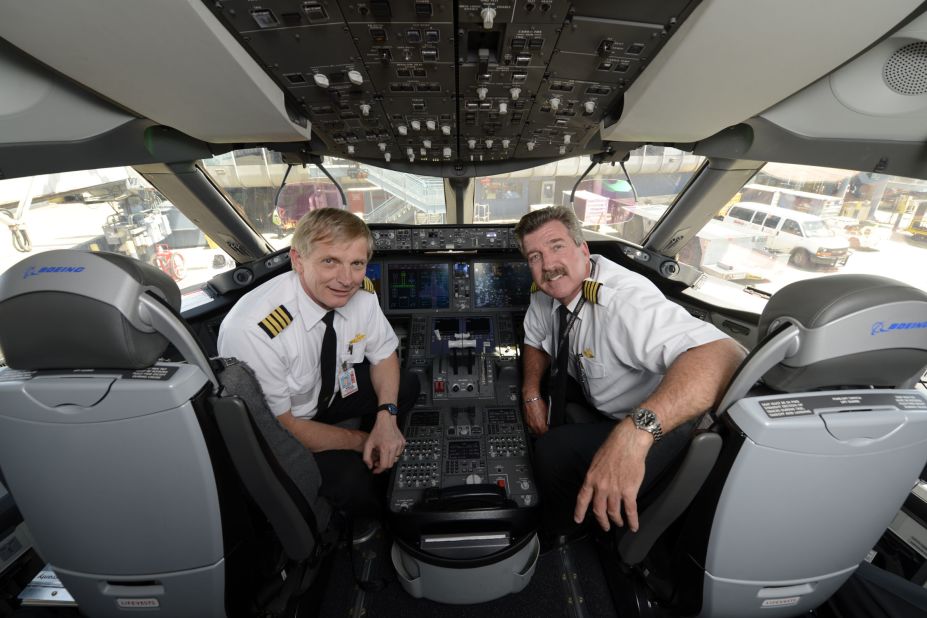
[496,478,506,488]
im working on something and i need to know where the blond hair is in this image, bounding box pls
[291,208,373,258]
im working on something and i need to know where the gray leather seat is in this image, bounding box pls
[0,249,331,617]
[617,274,927,618]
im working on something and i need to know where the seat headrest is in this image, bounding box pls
[0,250,181,370]
[758,274,927,390]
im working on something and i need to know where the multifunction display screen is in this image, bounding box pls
[387,263,450,310]
[473,261,533,308]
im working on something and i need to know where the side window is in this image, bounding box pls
[729,206,753,222]
[762,214,781,229]
[782,219,803,236]
[751,211,767,224]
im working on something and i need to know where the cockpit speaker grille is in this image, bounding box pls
[883,41,927,95]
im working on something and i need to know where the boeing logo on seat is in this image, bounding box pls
[22,265,86,279]
[871,320,927,335]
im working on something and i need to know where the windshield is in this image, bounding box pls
[4,155,927,324]
[802,220,835,238]
[0,167,235,294]
[199,150,446,251]
[475,146,704,241]
[678,162,927,312]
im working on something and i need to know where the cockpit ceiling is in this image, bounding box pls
[204,0,700,166]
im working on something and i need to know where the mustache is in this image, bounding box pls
[542,268,567,282]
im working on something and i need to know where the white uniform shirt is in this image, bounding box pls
[523,255,728,417]
[217,271,398,419]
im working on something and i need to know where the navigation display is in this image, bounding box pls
[387,263,450,310]
[473,262,533,308]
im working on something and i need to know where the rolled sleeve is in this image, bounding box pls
[523,297,554,356]
[362,304,399,365]
[609,287,727,374]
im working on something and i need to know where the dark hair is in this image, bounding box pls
[513,206,584,255]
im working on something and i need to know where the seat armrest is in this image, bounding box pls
[211,396,317,561]
[618,432,722,566]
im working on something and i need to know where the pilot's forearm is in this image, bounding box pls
[638,338,746,432]
[369,352,401,427]
[277,410,366,453]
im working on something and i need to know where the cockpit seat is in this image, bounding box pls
[0,249,332,617]
[617,274,927,618]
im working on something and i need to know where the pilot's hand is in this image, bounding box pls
[364,414,406,474]
[523,397,549,436]
[573,417,652,532]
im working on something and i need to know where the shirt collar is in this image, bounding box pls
[554,257,599,315]
[292,272,343,330]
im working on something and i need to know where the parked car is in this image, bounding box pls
[723,202,851,268]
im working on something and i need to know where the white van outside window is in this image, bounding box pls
[722,202,850,268]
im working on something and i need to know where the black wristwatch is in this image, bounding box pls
[377,403,400,416]
[630,407,663,442]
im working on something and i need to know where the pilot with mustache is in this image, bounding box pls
[219,208,418,526]
[514,206,745,541]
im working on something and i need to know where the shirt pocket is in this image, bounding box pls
[578,356,607,379]
[343,338,367,366]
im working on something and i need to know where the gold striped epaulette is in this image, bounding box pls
[582,279,603,304]
[530,282,540,293]
[258,305,293,339]
[362,277,376,294]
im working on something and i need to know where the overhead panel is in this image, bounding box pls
[204,0,700,167]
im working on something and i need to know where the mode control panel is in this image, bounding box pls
[370,225,519,251]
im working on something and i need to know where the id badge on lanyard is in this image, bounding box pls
[338,358,359,398]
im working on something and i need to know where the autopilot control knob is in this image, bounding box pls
[423,139,432,149]
[441,124,452,135]
[451,384,460,392]
[443,146,452,158]
[549,96,561,111]
[498,102,508,114]
[313,73,330,88]
[468,138,477,149]
[584,100,596,114]
[510,87,521,100]
[426,119,436,131]
[360,104,371,117]
[411,119,421,131]
[347,70,364,85]
[502,139,510,149]
[477,86,488,101]
[398,125,408,136]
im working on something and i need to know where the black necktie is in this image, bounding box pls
[549,304,570,427]
[317,310,336,413]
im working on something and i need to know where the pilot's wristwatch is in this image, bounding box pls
[630,407,663,441]
[377,403,400,416]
